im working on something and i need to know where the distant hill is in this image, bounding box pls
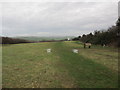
[14,36,75,41]
[1,37,32,44]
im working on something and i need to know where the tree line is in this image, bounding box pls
[0,37,32,44]
[72,17,120,47]
[0,37,67,44]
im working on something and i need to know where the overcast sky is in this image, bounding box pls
[1,2,118,37]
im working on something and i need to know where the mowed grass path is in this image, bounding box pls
[2,41,118,88]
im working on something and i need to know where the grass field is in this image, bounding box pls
[2,41,118,88]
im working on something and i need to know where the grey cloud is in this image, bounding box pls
[2,2,118,37]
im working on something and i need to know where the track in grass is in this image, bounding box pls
[53,42,118,88]
[2,41,118,88]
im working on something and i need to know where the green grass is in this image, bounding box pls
[2,41,118,88]
[0,45,2,89]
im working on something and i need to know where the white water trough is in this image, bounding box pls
[72,49,78,53]
[47,49,52,53]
